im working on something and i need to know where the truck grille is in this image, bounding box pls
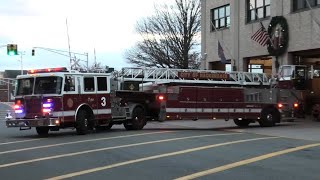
[24,96,42,118]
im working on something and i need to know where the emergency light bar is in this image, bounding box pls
[28,67,68,74]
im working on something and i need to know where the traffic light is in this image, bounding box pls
[32,49,35,56]
[7,44,18,56]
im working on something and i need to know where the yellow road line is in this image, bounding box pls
[0,138,45,146]
[175,143,320,180]
[0,133,239,169]
[46,136,278,180]
[0,131,173,155]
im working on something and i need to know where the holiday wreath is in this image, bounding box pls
[267,16,289,56]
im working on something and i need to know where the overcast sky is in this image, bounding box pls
[0,0,174,71]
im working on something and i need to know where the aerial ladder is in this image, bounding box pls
[115,67,271,86]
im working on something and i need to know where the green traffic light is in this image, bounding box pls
[8,51,16,56]
[7,44,18,56]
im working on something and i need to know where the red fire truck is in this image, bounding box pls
[5,66,302,136]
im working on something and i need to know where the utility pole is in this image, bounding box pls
[66,18,72,69]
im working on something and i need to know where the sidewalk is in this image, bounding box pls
[145,117,320,142]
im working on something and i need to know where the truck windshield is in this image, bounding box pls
[34,77,63,94]
[16,76,63,95]
[16,78,34,96]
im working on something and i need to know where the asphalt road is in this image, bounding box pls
[0,119,319,180]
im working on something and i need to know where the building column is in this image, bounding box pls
[200,0,207,70]
[232,0,240,71]
[272,56,278,75]
[272,52,293,75]
[279,52,293,66]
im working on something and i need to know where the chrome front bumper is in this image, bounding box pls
[6,118,59,127]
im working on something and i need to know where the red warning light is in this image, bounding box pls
[28,67,68,74]
[158,95,165,101]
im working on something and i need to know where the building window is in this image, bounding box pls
[293,0,320,12]
[211,4,230,30]
[247,0,270,22]
[248,64,264,73]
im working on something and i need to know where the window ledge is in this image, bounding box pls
[291,5,320,14]
[210,27,230,32]
[246,16,271,25]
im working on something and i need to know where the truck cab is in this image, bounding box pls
[6,67,153,136]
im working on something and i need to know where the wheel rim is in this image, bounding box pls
[84,118,88,127]
[134,116,143,125]
[267,114,273,121]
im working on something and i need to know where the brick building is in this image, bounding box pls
[201,0,320,76]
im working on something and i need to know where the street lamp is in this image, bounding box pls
[18,51,25,75]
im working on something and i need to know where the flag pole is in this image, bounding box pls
[209,20,234,62]
[305,0,320,27]
[249,3,275,48]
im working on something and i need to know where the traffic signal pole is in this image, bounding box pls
[32,46,89,70]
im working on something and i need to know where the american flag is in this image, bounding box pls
[251,24,270,46]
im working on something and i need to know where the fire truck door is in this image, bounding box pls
[62,75,79,123]
[95,76,112,120]
[83,77,97,114]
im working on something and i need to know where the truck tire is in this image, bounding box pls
[123,123,134,130]
[76,110,90,135]
[124,107,146,130]
[233,119,251,127]
[259,107,280,127]
[36,127,49,136]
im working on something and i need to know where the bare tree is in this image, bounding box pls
[125,0,201,69]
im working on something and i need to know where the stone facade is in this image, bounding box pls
[201,0,320,74]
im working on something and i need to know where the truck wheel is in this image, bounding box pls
[124,107,146,130]
[259,107,280,127]
[36,127,49,136]
[233,119,251,127]
[76,110,91,135]
[123,123,134,130]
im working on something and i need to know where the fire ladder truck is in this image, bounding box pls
[5,66,301,136]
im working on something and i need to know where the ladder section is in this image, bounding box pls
[117,67,271,86]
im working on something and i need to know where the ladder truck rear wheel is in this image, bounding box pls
[36,127,49,136]
[124,107,146,130]
[259,107,280,127]
[123,123,134,130]
[76,110,91,135]
[233,119,251,127]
